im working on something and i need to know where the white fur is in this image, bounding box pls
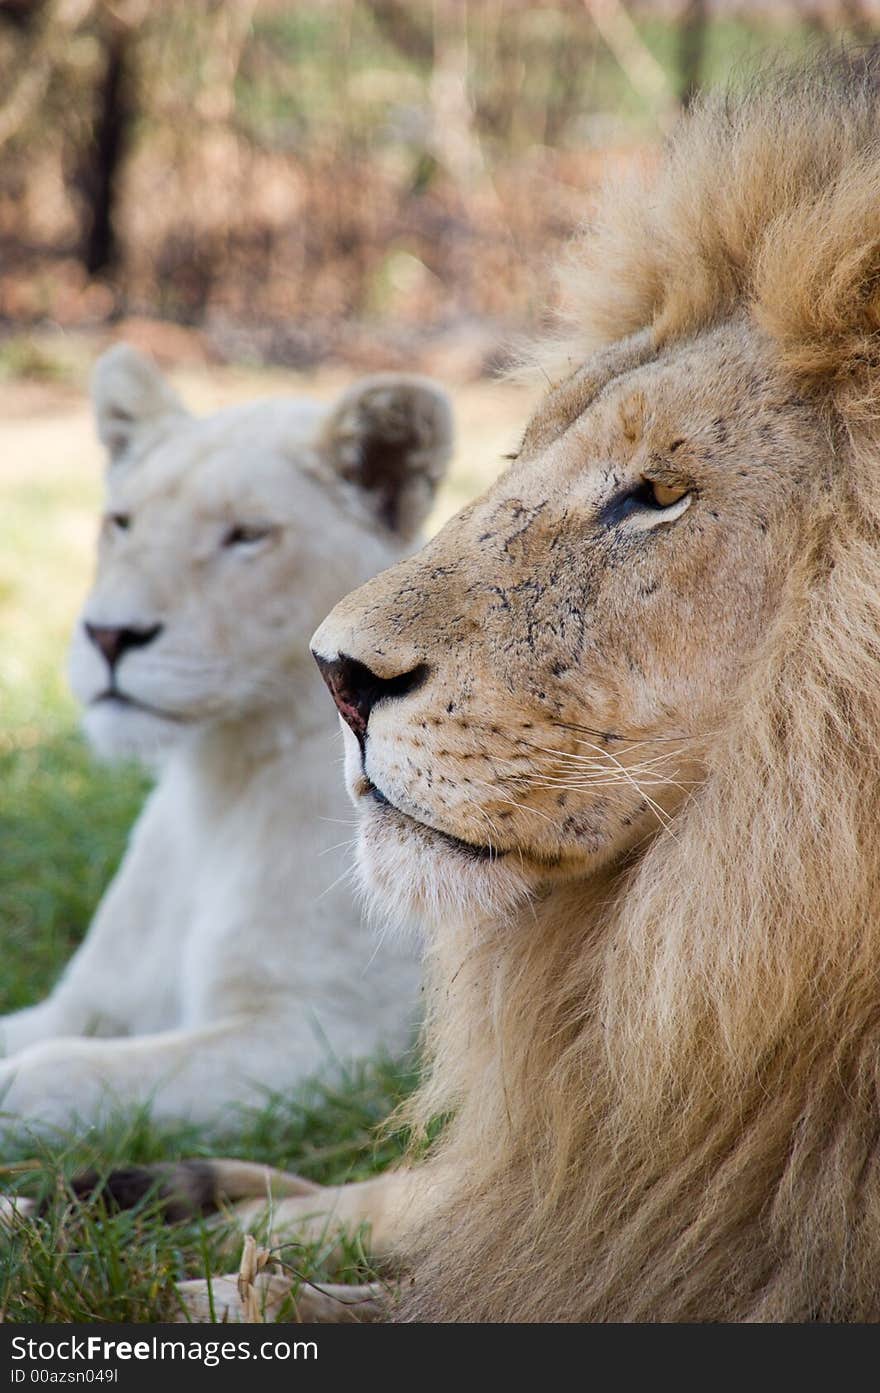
[0,348,453,1135]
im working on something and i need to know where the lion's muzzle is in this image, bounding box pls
[312,649,428,750]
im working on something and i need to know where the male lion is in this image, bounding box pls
[0,348,452,1133]
[59,52,880,1320]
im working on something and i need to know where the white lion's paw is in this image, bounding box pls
[0,1046,108,1136]
[0,1194,36,1229]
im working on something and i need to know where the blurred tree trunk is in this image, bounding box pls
[364,0,434,66]
[678,0,707,109]
[838,1,873,44]
[431,0,482,187]
[80,19,134,276]
[0,0,47,33]
[195,0,259,123]
[802,0,874,42]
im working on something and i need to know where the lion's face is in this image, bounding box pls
[71,347,452,761]
[312,321,824,924]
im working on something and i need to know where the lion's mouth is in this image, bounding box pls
[365,778,502,863]
[93,690,191,724]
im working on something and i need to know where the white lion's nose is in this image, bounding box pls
[84,621,163,670]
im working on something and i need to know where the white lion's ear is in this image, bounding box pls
[322,374,453,540]
[91,345,189,465]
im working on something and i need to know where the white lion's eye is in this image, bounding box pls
[222,524,274,549]
[106,512,131,533]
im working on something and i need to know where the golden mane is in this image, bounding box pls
[540,49,880,421]
[399,52,880,1321]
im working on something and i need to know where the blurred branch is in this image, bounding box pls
[429,0,484,186]
[194,0,258,123]
[0,62,52,148]
[364,0,433,65]
[678,0,706,109]
[0,0,94,149]
[582,0,678,127]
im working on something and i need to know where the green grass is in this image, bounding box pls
[0,338,71,386]
[0,734,148,1013]
[0,1058,416,1322]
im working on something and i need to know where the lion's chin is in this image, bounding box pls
[354,798,535,933]
[82,698,190,766]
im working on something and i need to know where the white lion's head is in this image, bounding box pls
[70,346,453,762]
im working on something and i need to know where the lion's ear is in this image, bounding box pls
[91,345,189,465]
[322,374,453,540]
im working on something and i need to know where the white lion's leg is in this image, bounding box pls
[0,1000,77,1058]
[0,783,196,1063]
[0,1016,312,1134]
[0,924,156,1056]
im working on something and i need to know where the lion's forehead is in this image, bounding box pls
[517,322,802,480]
[108,448,322,517]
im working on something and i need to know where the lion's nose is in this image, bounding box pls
[313,651,428,745]
[85,622,163,670]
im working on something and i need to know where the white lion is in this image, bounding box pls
[0,346,452,1134]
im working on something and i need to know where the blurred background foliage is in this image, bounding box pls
[1,0,877,372]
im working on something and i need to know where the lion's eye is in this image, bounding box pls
[222,524,274,549]
[598,477,693,528]
[642,478,690,509]
[107,512,130,532]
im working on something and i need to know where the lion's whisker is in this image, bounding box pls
[467,780,557,827]
[318,837,361,858]
[313,861,360,904]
